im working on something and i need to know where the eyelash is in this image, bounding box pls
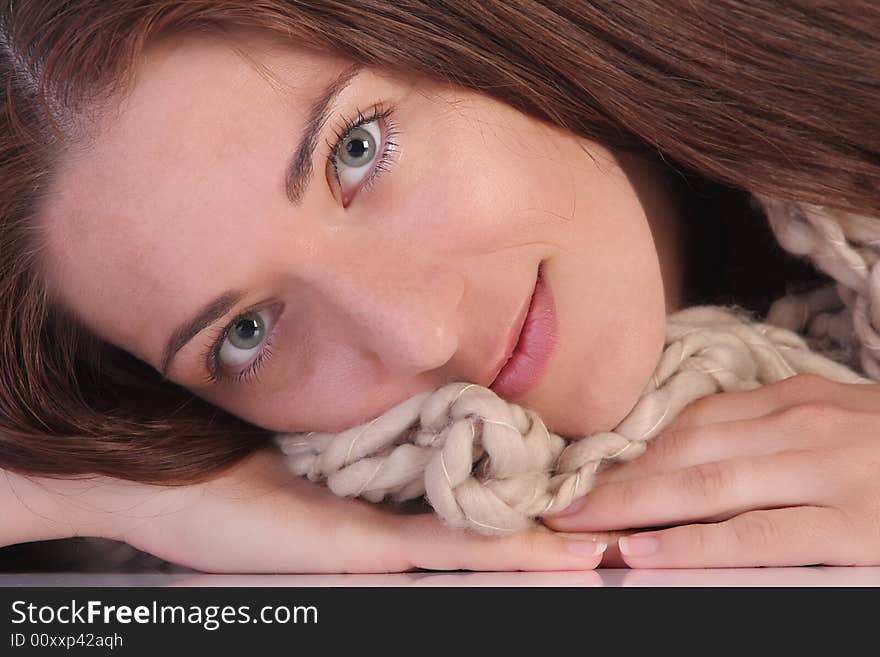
[201,103,399,385]
[200,309,277,386]
[325,103,400,201]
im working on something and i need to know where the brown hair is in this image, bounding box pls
[1,1,878,485]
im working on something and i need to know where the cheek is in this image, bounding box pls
[376,95,579,259]
[532,147,669,438]
[539,248,667,439]
[375,135,525,254]
[582,282,667,433]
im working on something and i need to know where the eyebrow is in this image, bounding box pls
[160,291,243,377]
[285,63,363,204]
[159,64,363,378]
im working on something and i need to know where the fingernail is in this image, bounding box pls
[551,496,586,517]
[618,535,659,558]
[564,537,608,558]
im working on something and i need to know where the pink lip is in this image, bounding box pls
[489,263,558,400]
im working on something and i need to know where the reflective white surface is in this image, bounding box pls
[3,567,880,587]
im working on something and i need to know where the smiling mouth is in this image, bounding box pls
[488,265,539,386]
[489,262,557,399]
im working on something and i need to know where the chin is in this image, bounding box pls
[531,323,665,440]
[533,375,646,440]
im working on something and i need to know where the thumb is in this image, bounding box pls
[395,514,607,572]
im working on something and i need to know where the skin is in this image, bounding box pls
[32,28,880,572]
[547,374,880,568]
[40,29,690,443]
[13,28,880,573]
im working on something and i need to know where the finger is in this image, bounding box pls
[595,405,836,486]
[272,486,608,574]
[666,373,857,433]
[544,450,828,532]
[615,505,849,568]
[592,530,634,568]
[173,450,607,574]
[398,514,607,572]
[134,448,600,574]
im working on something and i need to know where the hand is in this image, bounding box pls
[543,373,880,568]
[87,449,601,573]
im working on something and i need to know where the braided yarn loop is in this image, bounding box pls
[275,196,880,535]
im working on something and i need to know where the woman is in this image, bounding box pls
[1,1,878,573]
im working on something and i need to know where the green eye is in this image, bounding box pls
[337,125,377,168]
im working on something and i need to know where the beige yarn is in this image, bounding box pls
[275,195,880,536]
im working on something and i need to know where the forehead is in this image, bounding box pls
[40,31,346,359]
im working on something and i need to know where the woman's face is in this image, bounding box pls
[40,30,682,438]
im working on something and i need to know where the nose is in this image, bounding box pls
[317,252,466,376]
